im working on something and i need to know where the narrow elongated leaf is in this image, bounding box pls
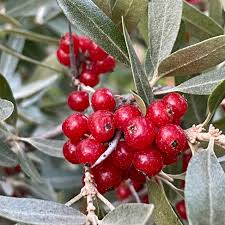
[57,0,129,64]
[94,0,112,17]
[148,180,183,225]
[185,139,225,225]
[122,19,153,104]
[144,49,154,79]
[149,0,182,67]
[0,99,14,122]
[14,75,58,99]
[112,0,148,32]
[0,139,18,167]
[21,137,64,158]
[183,1,223,40]
[0,195,85,225]
[101,203,154,225]
[209,0,223,26]
[158,35,225,78]
[0,73,17,125]
[0,13,21,27]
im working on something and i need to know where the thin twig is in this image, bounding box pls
[159,171,174,182]
[126,179,141,203]
[65,193,83,206]
[97,192,115,211]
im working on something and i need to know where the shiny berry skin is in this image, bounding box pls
[146,100,174,127]
[111,141,134,170]
[161,152,179,165]
[116,183,131,200]
[78,36,93,52]
[59,33,79,55]
[67,91,89,112]
[176,200,187,220]
[92,163,122,193]
[114,105,141,130]
[124,117,156,150]
[76,138,105,165]
[92,56,116,74]
[89,43,108,61]
[79,71,99,87]
[63,140,79,164]
[133,149,163,177]
[88,110,115,142]
[56,48,70,66]
[182,152,192,172]
[163,92,188,119]
[62,113,89,141]
[91,88,116,112]
[156,124,187,154]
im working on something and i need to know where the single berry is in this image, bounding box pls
[124,117,156,150]
[116,183,131,200]
[146,100,174,127]
[79,70,99,87]
[89,42,108,61]
[176,200,187,220]
[141,195,149,204]
[111,141,134,170]
[182,152,192,172]
[92,56,116,74]
[88,110,115,142]
[62,113,89,141]
[163,92,188,120]
[128,166,146,184]
[56,48,70,66]
[67,91,89,112]
[114,105,141,130]
[63,140,79,164]
[59,32,79,55]
[91,88,116,112]
[133,148,163,177]
[78,36,93,52]
[156,124,187,154]
[4,165,21,176]
[76,138,105,165]
[161,152,179,165]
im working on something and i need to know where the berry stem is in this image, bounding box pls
[126,179,141,203]
[158,171,174,182]
[65,193,83,206]
[96,192,115,211]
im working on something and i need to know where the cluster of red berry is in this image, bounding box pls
[62,87,188,194]
[56,33,116,87]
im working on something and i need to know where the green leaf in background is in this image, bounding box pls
[209,0,223,26]
[158,35,225,78]
[57,0,129,64]
[0,195,86,225]
[0,73,17,125]
[149,0,182,68]
[122,18,153,105]
[147,180,183,225]
[101,203,154,225]
[185,139,225,225]
[93,0,112,17]
[111,0,148,32]
[0,12,22,27]
[0,139,18,167]
[0,99,14,122]
[182,1,224,40]
[21,137,64,158]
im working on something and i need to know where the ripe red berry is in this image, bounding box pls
[128,166,146,184]
[163,92,188,120]
[59,32,79,55]
[176,200,187,220]
[89,43,108,61]
[92,56,116,74]
[156,124,187,154]
[161,152,179,165]
[111,141,134,170]
[62,113,89,141]
[141,195,149,204]
[76,138,105,165]
[182,152,192,172]
[114,105,141,130]
[56,48,70,66]
[124,117,156,150]
[91,88,116,112]
[92,162,122,193]
[116,183,131,200]
[67,91,89,112]
[79,71,99,87]
[63,140,79,164]
[78,36,93,52]
[4,165,21,176]
[88,110,115,142]
[146,100,174,127]
[133,148,163,177]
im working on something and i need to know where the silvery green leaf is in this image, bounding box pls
[100,203,154,225]
[94,0,112,17]
[0,195,85,225]
[185,139,225,225]
[144,49,154,79]
[0,99,14,122]
[209,0,223,26]
[220,0,225,10]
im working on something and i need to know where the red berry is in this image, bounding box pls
[92,56,116,74]
[133,148,163,177]
[68,91,89,112]
[114,105,141,130]
[161,152,179,165]
[176,200,187,220]
[124,117,156,150]
[62,113,89,141]
[141,195,149,204]
[88,110,115,142]
[111,141,134,170]
[91,88,116,112]
[59,33,79,55]
[56,48,70,66]
[146,100,174,127]
[92,162,122,193]
[89,42,108,61]
[76,138,105,165]
[63,140,79,164]
[182,152,192,172]
[79,71,99,87]
[128,166,146,184]
[163,92,188,120]
[4,165,21,176]
[116,183,131,200]
[156,124,187,154]
[78,36,93,52]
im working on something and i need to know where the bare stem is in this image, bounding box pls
[97,192,115,211]
[126,179,141,203]
[65,193,83,206]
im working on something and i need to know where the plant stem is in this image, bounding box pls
[126,179,141,203]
